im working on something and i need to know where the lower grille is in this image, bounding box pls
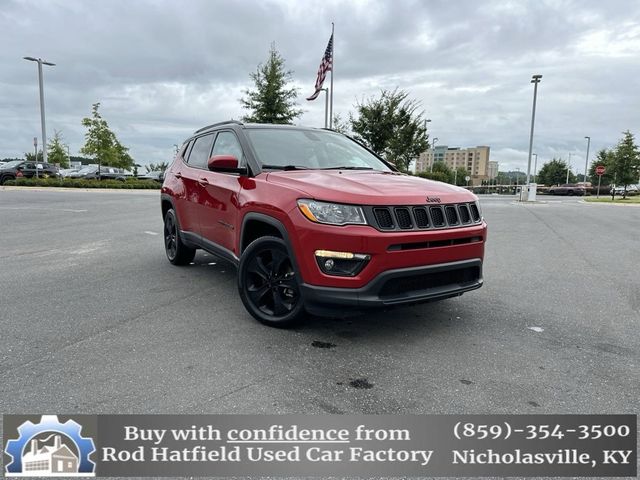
[379,266,481,298]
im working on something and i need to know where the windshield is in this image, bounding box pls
[245,129,391,171]
[77,167,96,174]
[1,161,22,169]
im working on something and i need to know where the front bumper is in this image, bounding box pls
[301,258,483,316]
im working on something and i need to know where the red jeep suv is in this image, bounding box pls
[161,121,486,327]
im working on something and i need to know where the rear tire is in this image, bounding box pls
[238,236,305,328]
[163,209,196,265]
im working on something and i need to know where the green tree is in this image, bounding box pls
[349,88,428,172]
[25,151,43,162]
[332,114,350,135]
[454,166,468,186]
[80,103,134,170]
[588,149,615,186]
[240,44,302,124]
[611,130,640,198]
[146,162,169,173]
[537,158,575,186]
[46,130,69,168]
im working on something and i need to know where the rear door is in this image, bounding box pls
[198,130,244,256]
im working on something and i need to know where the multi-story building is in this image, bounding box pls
[415,145,492,185]
[488,161,499,179]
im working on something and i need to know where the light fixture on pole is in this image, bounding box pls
[525,74,542,200]
[583,136,591,184]
[23,56,55,167]
[430,137,439,173]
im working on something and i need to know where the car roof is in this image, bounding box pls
[192,120,326,136]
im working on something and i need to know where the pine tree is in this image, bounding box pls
[240,44,302,124]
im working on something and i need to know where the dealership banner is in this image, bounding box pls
[3,414,636,477]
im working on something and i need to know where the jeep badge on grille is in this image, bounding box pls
[426,196,441,203]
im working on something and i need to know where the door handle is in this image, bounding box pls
[198,177,209,186]
[174,172,182,179]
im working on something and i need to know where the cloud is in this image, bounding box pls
[1,0,639,171]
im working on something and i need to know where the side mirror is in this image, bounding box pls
[207,155,247,175]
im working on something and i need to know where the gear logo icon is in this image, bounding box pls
[5,415,95,477]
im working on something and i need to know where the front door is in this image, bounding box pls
[199,130,244,256]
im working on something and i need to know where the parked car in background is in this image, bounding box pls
[67,165,128,181]
[547,184,586,196]
[0,161,59,184]
[137,170,164,182]
[59,168,79,177]
[611,184,639,196]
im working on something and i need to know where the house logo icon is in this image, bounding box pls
[4,415,95,477]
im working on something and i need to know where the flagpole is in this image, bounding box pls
[329,22,334,129]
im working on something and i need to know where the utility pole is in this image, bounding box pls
[23,57,55,165]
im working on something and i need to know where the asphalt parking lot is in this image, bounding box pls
[0,189,638,423]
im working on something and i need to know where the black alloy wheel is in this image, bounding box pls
[163,209,195,265]
[238,236,305,327]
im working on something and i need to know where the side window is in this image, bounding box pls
[211,131,244,165]
[181,141,193,162]
[187,134,215,169]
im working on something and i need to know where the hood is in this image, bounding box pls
[265,170,476,205]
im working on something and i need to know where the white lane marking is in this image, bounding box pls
[0,206,87,212]
[527,326,544,333]
[144,231,159,236]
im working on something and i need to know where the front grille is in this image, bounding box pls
[379,266,481,298]
[469,203,481,222]
[445,206,459,225]
[395,208,413,229]
[367,202,482,231]
[413,207,429,228]
[458,204,471,223]
[430,207,445,227]
[374,208,394,229]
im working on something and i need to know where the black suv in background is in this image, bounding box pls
[0,161,59,184]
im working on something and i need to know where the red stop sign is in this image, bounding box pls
[596,165,606,176]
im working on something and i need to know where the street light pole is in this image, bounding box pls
[23,57,55,167]
[566,153,572,184]
[526,75,543,189]
[430,137,438,173]
[583,136,591,184]
[533,153,538,182]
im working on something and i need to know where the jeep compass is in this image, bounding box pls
[161,121,486,327]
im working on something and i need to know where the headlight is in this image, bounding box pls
[297,199,367,226]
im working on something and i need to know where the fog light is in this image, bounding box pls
[315,250,370,276]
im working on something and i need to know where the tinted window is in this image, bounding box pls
[245,129,391,171]
[187,135,214,169]
[211,131,244,164]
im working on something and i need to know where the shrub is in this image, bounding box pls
[4,177,160,189]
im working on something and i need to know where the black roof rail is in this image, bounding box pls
[194,120,243,134]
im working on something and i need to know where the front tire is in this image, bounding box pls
[163,209,196,265]
[238,236,305,328]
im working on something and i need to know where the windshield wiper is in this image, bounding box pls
[261,164,310,171]
[322,166,374,170]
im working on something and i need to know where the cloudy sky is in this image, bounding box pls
[2,0,640,172]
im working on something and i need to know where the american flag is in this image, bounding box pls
[306,33,333,101]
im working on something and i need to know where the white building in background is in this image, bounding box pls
[416,145,492,185]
